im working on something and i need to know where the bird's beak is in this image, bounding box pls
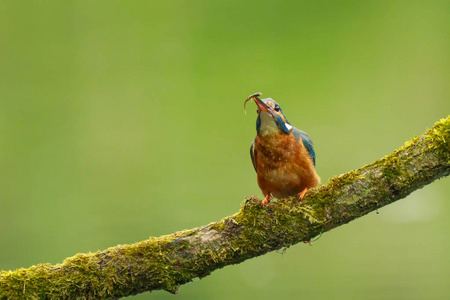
[245,92,271,113]
[253,95,270,113]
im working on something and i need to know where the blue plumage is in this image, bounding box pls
[292,128,316,166]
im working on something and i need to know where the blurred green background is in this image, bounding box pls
[1,1,450,299]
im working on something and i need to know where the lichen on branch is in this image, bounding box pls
[1,116,449,299]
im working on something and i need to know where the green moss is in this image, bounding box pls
[1,117,448,299]
[382,157,401,179]
[209,219,227,231]
[427,117,450,161]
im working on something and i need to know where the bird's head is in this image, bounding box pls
[245,92,292,136]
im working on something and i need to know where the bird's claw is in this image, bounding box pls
[298,187,308,201]
[260,194,271,206]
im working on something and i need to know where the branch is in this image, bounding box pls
[1,117,449,299]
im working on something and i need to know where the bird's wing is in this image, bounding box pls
[292,127,316,166]
[250,141,257,172]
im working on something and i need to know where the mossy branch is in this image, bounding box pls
[1,117,449,299]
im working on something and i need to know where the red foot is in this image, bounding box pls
[261,194,271,206]
[298,187,308,201]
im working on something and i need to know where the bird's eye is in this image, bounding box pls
[274,105,280,112]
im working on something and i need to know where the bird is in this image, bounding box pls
[245,92,320,206]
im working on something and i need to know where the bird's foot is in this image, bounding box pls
[298,188,308,201]
[260,194,271,206]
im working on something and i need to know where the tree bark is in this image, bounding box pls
[1,116,449,299]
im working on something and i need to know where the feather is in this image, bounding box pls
[292,127,316,166]
[250,141,257,171]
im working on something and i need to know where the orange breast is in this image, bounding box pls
[254,133,320,198]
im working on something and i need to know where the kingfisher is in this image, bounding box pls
[245,92,320,206]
